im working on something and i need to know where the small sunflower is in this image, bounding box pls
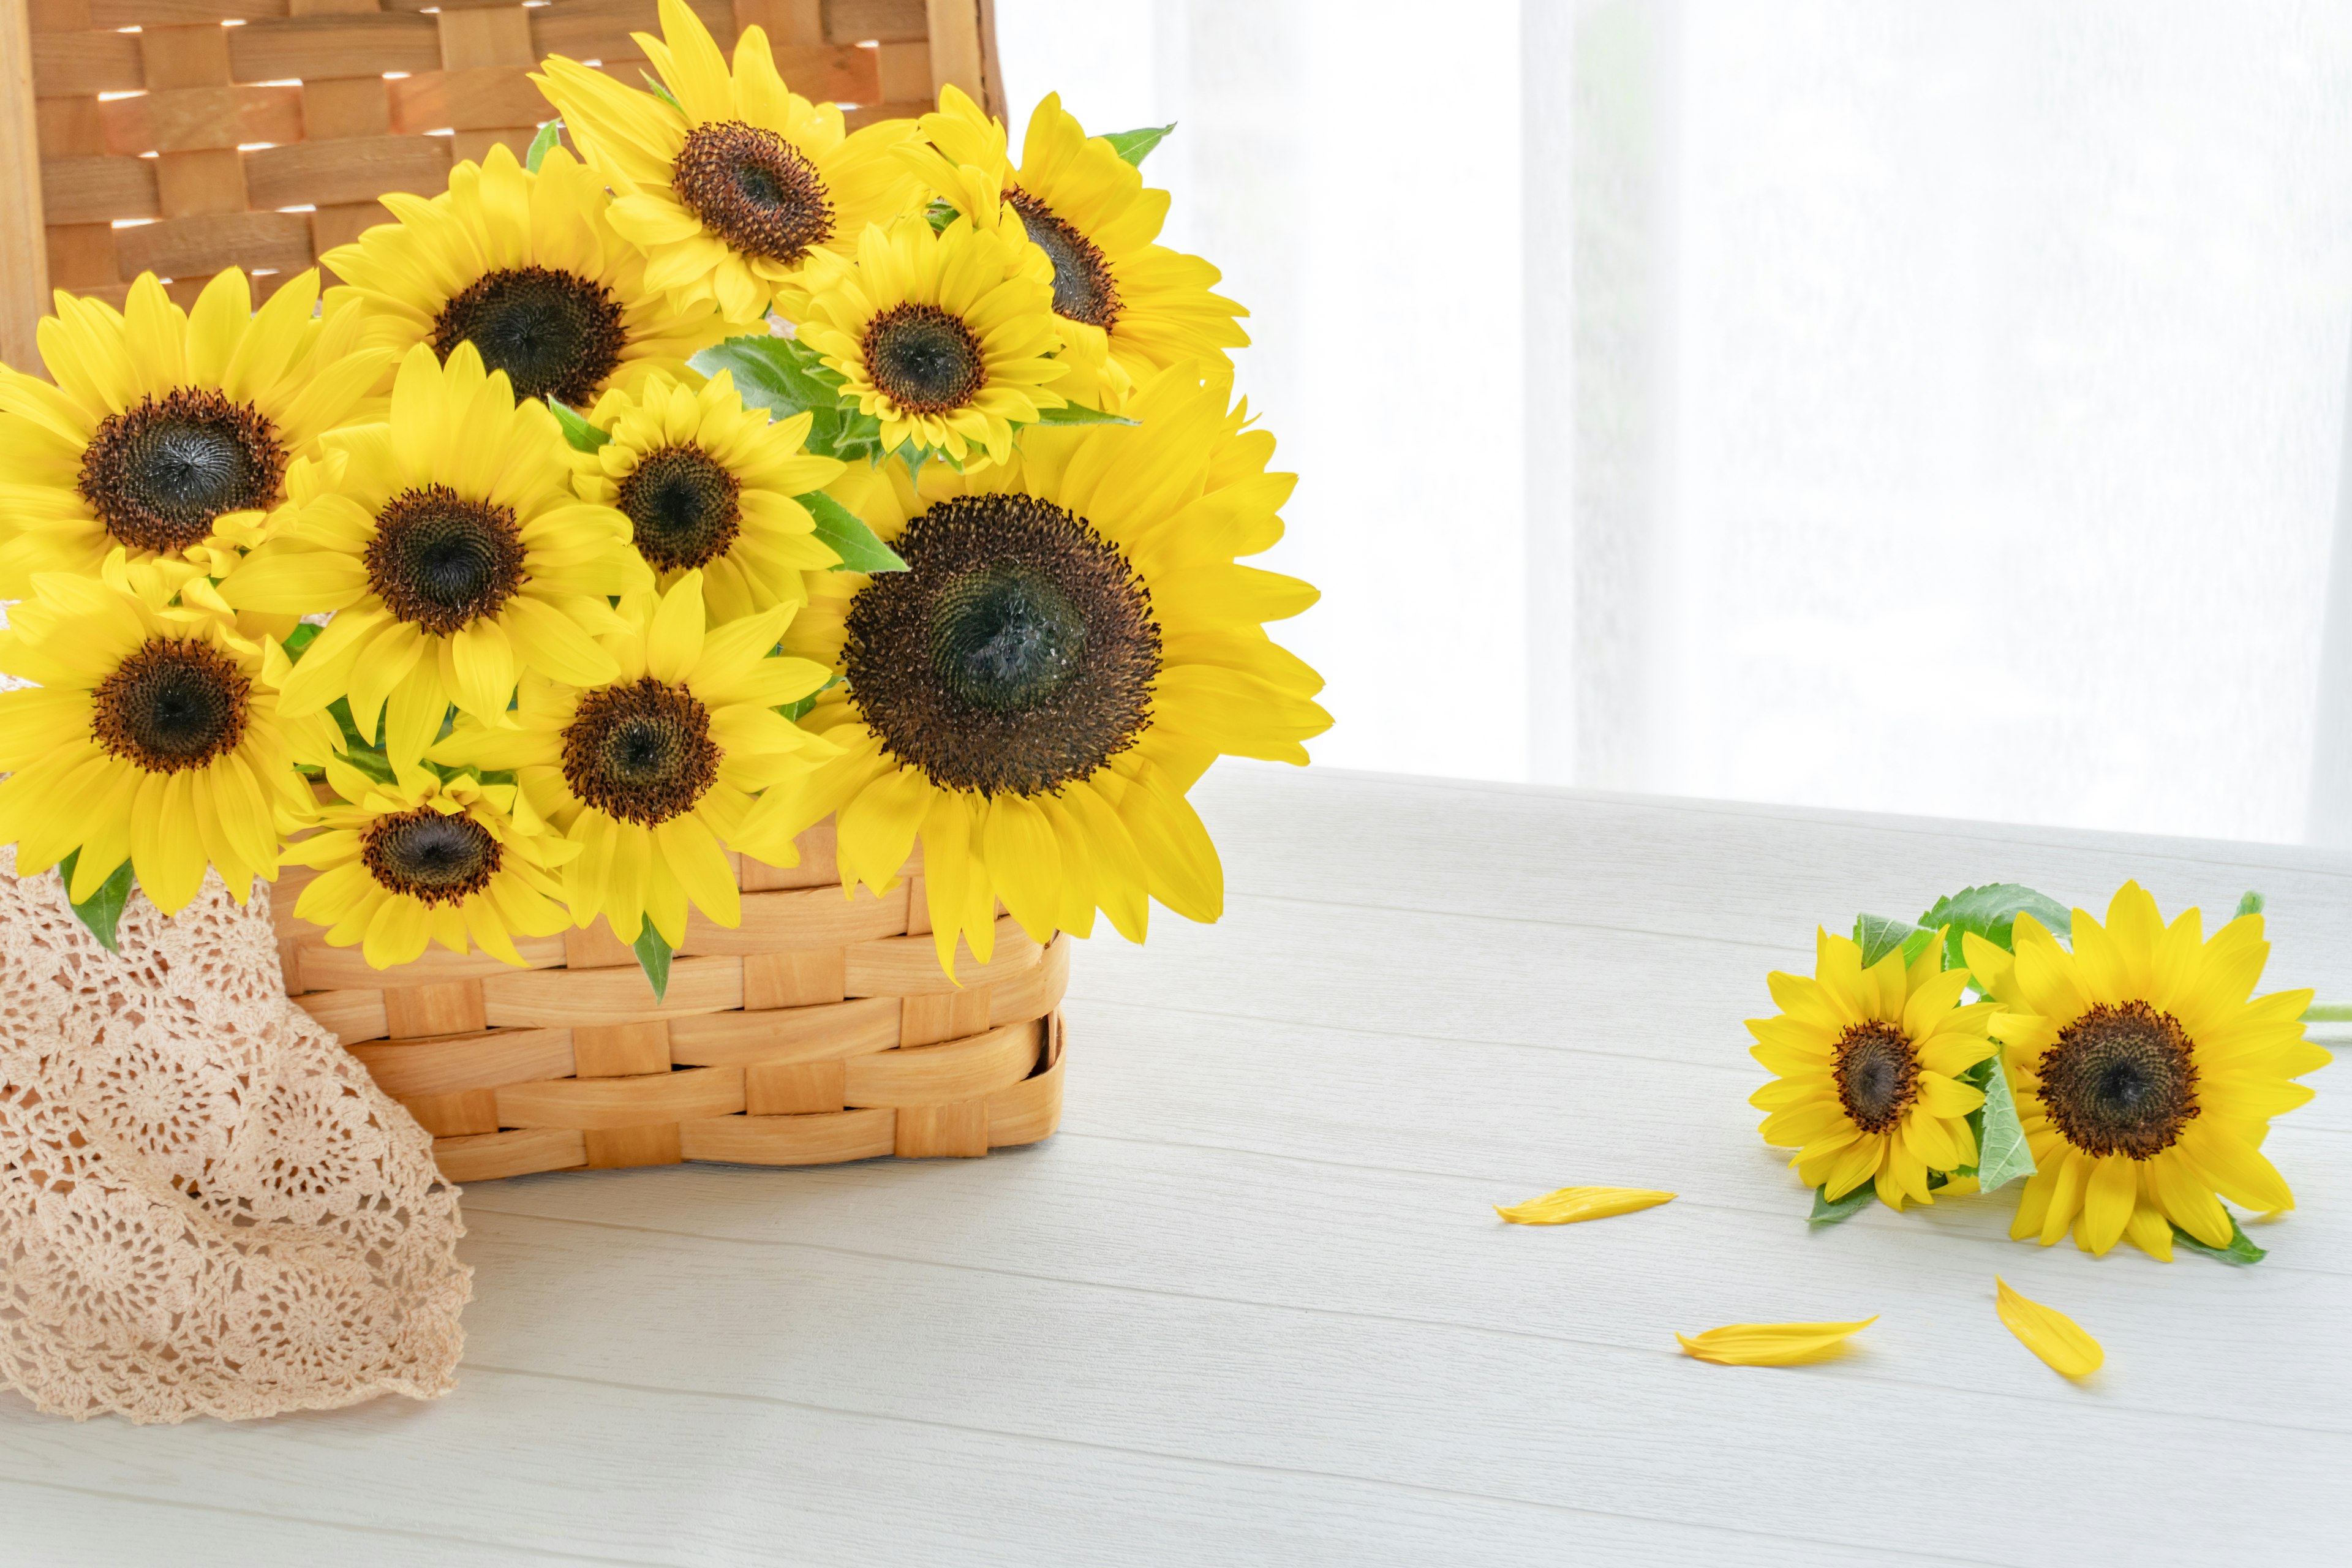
[531,0,926,320]
[907,86,1248,412]
[431,571,835,947]
[574,369,845,622]
[738,362,1330,976]
[0,270,386,597]
[0,560,308,913]
[1965,883,2332,1259]
[793,213,1071,468]
[1749,929,2000,1209]
[285,757,578,970]
[322,143,751,410]
[217,342,650,767]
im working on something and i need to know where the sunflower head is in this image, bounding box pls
[1964,882,2332,1259]
[1749,928,2000,1211]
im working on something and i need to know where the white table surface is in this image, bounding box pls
[5,763,2350,1566]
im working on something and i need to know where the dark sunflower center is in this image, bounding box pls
[1008,187,1123,331]
[2040,999,2199,1158]
[78,386,287,555]
[560,677,720,827]
[1833,1020,1918,1135]
[365,484,527,636]
[617,445,742,572]
[430,264,627,407]
[845,493,1159,797]
[862,302,986,415]
[361,806,501,905]
[671,120,834,265]
[90,636,251,774]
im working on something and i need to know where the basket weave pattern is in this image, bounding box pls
[276,820,1068,1183]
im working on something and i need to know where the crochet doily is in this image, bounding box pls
[0,849,470,1423]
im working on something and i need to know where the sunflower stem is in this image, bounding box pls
[2302,1001,2352,1022]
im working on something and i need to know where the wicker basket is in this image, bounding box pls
[275,820,1068,1183]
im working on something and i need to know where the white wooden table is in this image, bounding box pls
[6,764,2350,1566]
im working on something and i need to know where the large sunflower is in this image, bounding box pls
[738,361,1330,977]
[531,0,925,320]
[794,213,1069,467]
[908,86,1248,413]
[285,756,578,970]
[1749,929,2000,1209]
[322,143,750,410]
[0,561,308,913]
[1965,883,2331,1259]
[217,342,649,767]
[573,369,844,622]
[0,270,386,598]
[431,571,835,947]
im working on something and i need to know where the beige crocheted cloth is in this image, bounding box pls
[0,850,470,1423]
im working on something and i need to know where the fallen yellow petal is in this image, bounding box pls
[1676,1317,1876,1366]
[1995,1277,2103,1379]
[1494,1186,1676,1226]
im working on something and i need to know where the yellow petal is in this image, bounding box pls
[1494,1186,1675,1226]
[1676,1317,1876,1366]
[1994,1278,2103,1379]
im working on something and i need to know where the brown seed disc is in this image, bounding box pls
[560,676,720,827]
[90,636,251,774]
[365,483,527,636]
[861,302,987,417]
[430,264,628,407]
[617,444,742,572]
[1833,1020,1920,1135]
[361,805,502,905]
[2039,998,2201,1158]
[671,120,835,265]
[77,386,287,556]
[1008,186,1123,331]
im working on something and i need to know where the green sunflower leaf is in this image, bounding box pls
[1809,1183,1877,1226]
[693,333,843,419]
[2172,1212,2268,1265]
[526,118,564,173]
[547,396,609,453]
[632,921,674,1002]
[1972,1049,2037,1193]
[282,621,322,660]
[642,73,684,114]
[56,848,134,955]
[1029,402,1139,428]
[924,197,959,233]
[1853,912,1927,969]
[1918,883,2074,970]
[2233,890,2265,920]
[799,491,907,573]
[1100,122,1175,165]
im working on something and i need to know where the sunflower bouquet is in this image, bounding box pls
[0,0,1329,998]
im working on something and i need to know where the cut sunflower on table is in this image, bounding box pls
[322,143,752,410]
[217,342,649,767]
[1963,881,2331,1260]
[1749,927,2001,1211]
[530,0,927,321]
[0,269,386,599]
[740,361,1331,978]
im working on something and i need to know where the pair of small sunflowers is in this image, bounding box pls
[0,0,1327,984]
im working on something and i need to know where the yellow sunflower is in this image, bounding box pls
[284,757,578,970]
[0,559,309,913]
[738,361,1331,977]
[430,571,835,947]
[907,86,1248,412]
[0,269,386,598]
[530,0,926,320]
[217,342,650,768]
[793,213,1069,467]
[1965,883,2332,1259]
[322,143,751,411]
[573,369,845,622]
[1749,929,2000,1209]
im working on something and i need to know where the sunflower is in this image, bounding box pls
[284,756,578,970]
[1749,929,2000,1210]
[573,369,845,622]
[430,571,835,947]
[217,342,650,767]
[793,213,1070,467]
[0,269,386,598]
[530,0,926,321]
[0,559,309,913]
[907,86,1248,413]
[737,361,1331,978]
[322,143,751,411]
[1964,883,2331,1259]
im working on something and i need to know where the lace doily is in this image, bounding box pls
[0,849,470,1423]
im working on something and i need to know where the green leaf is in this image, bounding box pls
[800,490,907,573]
[1809,1183,1877,1226]
[2172,1211,2267,1265]
[1099,122,1175,165]
[1972,1049,2037,1193]
[1029,402,1139,428]
[924,197,959,233]
[632,921,673,1002]
[526,118,563,172]
[1918,883,2074,970]
[691,333,888,464]
[642,72,683,113]
[1853,911,1927,969]
[2234,890,2265,920]
[56,848,134,955]
[548,396,610,452]
[282,621,322,660]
